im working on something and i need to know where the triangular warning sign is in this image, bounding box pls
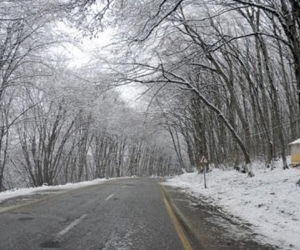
[200,156,209,163]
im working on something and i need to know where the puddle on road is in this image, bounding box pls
[18,217,34,222]
[39,240,61,249]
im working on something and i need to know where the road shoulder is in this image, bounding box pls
[160,183,277,250]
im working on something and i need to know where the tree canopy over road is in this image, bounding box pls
[1,0,300,190]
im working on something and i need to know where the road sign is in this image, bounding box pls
[200,156,209,164]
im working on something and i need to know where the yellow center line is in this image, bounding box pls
[159,184,194,250]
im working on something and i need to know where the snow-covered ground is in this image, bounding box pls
[0,178,112,204]
[164,161,300,250]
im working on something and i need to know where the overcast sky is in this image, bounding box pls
[55,22,147,108]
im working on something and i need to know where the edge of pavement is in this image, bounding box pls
[0,178,124,215]
[159,182,278,250]
[159,183,205,250]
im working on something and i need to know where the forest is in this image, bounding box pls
[1,0,299,190]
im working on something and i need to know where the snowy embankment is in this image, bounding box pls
[0,178,110,204]
[164,162,300,250]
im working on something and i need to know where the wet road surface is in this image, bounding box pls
[0,178,278,250]
[0,178,185,250]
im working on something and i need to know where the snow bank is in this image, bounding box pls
[164,162,300,250]
[0,178,110,204]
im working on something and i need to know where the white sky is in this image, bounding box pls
[59,25,112,68]
[116,84,148,110]
[54,22,146,106]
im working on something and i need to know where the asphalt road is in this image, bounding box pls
[0,178,186,250]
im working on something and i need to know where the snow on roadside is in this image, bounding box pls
[164,162,300,250]
[0,178,112,204]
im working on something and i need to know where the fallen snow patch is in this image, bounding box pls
[164,162,300,250]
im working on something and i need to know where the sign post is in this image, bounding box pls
[200,156,209,189]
